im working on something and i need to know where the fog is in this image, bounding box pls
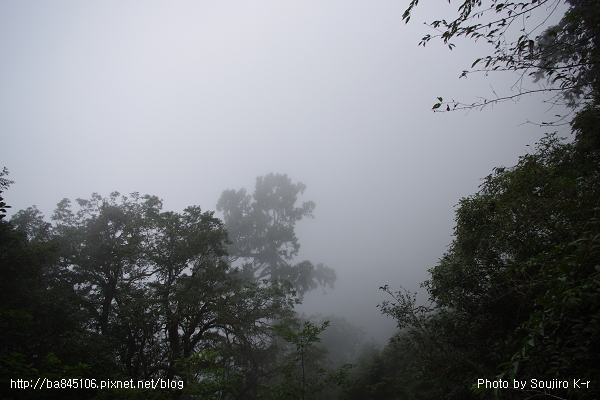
[0,1,566,343]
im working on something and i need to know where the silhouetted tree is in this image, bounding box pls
[217,173,335,298]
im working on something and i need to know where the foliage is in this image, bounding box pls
[377,123,600,398]
[0,191,105,399]
[262,321,353,400]
[51,192,160,339]
[0,167,14,220]
[339,338,436,400]
[403,0,600,116]
[217,173,336,298]
[378,286,485,399]
[504,215,600,399]
[307,315,365,367]
[3,190,304,399]
[0,352,92,400]
[174,350,244,398]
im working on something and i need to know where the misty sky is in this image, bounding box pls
[0,1,568,343]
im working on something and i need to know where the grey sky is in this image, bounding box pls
[0,1,566,342]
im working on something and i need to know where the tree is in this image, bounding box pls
[52,192,160,338]
[307,315,365,367]
[378,129,600,399]
[403,0,600,117]
[217,173,336,298]
[339,338,436,400]
[0,167,14,220]
[26,191,301,398]
[145,205,297,393]
[1,183,102,400]
[263,321,353,400]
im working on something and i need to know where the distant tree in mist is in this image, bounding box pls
[263,320,353,400]
[308,314,365,367]
[217,173,336,298]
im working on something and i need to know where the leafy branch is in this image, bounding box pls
[404,0,600,121]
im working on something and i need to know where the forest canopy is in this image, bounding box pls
[0,176,354,400]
